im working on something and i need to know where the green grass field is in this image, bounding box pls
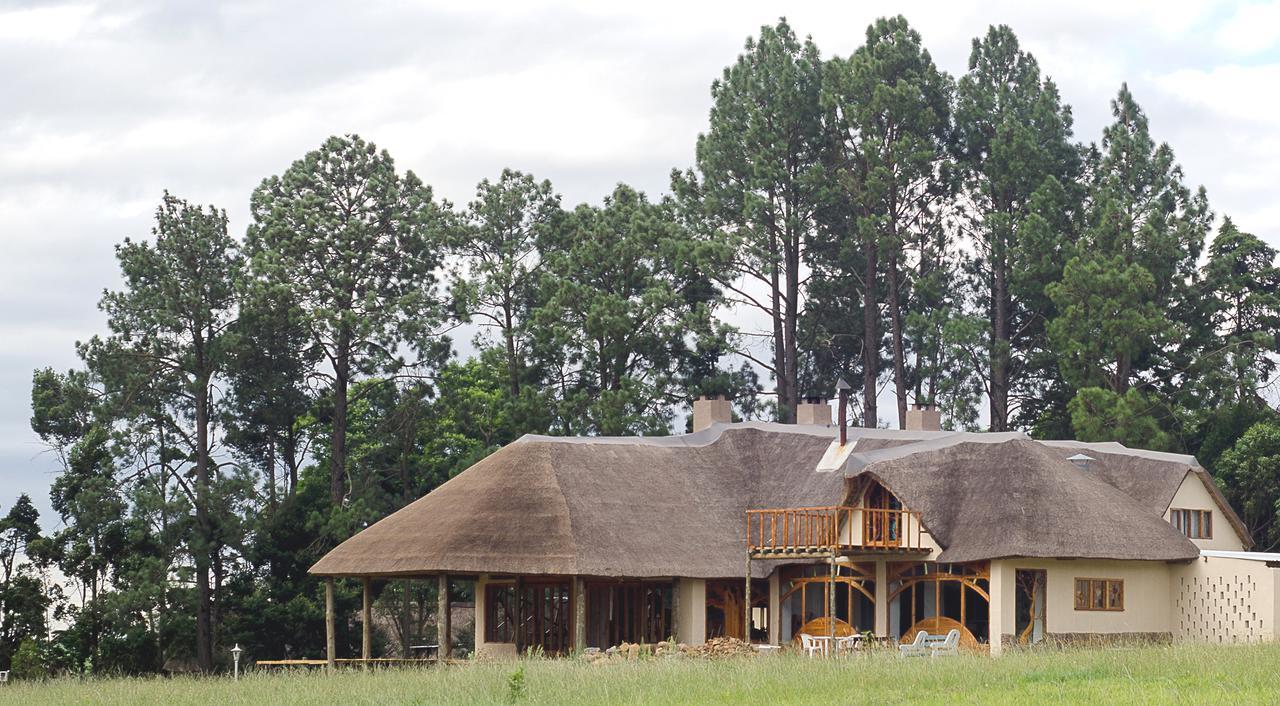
[2,643,1277,705]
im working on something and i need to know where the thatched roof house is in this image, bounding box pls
[310,405,1266,661]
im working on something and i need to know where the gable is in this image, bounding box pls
[1165,470,1248,551]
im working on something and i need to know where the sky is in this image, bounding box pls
[3,0,1279,525]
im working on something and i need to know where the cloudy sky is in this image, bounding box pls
[3,0,1279,524]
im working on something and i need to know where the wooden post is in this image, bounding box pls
[743,553,752,643]
[573,576,587,653]
[874,561,888,637]
[828,556,837,641]
[400,578,411,658]
[325,577,336,671]
[514,576,524,655]
[362,577,372,663]
[437,573,450,660]
[670,578,681,643]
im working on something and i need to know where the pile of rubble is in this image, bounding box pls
[581,637,758,665]
[697,637,757,658]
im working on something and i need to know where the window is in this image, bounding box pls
[1170,508,1212,539]
[585,582,673,648]
[485,583,516,643]
[1073,578,1123,611]
[484,580,573,654]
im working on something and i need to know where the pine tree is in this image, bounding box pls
[822,15,952,427]
[247,135,452,506]
[952,25,1080,430]
[679,18,826,423]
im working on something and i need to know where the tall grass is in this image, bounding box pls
[2,643,1277,705]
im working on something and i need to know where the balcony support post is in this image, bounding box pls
[744,552,752,643]
[828,555,837,640]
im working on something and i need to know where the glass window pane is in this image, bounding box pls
[1075,579,1088,610]
[1107,581,1123,610]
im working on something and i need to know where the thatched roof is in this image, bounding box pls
[848,438,1201,563]
[310,423,1245,578]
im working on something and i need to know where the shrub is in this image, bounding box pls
[10,638,48,680]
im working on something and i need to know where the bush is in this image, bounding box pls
[10,638,48,680]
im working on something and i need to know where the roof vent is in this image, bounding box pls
[1067,453,1096,470]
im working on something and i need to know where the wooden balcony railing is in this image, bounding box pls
[745,506,927,554]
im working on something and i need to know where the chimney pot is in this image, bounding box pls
[905,404,942,432]
[693,395,733,432]
[796,396,832,426]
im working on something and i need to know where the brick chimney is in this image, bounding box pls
[795,395,832,426]
[692,395,732,432]
[905,403,942,432]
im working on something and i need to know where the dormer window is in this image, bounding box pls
[1171,508,1212,539]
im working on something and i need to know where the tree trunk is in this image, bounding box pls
[769,230,791,424]
[331,330,351,506]
[886,246,907,429]
[1115,353,1131,394]
[194,373,214,673]
[267,436,278,508]
[863,231,879,428]
[505,302,520,396]
[783,229,801,424]
[990,250,1011,431]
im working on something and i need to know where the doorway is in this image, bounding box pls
[1014,569,1046,645]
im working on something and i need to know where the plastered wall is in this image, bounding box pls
[989,559,1173,653]
[1164,474,1245,551]
[1171,556,1279,643]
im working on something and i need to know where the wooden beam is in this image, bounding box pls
[362,577,372,662]
[325,577,336,671]
[743,553,751,643]
[515,576,524,655]
[400,578,410,659]
[437,573,451,660]
[828,557,837,640]
[670,578,681,643]
[573,576,586,653]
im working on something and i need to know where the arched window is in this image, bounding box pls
[779,563,876,642]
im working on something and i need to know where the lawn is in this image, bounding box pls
[2,643,1277,705]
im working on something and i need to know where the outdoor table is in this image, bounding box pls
[409,644,439,660]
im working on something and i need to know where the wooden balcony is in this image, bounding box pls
[745,506,930,558]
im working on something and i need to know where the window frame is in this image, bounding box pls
[485,582,517,643]
[1170,508,1213,539]
[1073,578,1124,611]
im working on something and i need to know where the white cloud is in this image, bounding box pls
[0,3,95,43]
[2,0,1279,518]
[1152,63,1280,124]
[1214,2,1280,55]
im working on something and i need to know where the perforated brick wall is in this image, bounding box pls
[1174,574,1265,643]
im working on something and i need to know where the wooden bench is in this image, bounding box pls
[899,629,960,657]
[256,658,437,669]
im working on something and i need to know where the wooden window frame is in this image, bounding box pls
[1073,578,1124,611]
[485,582,517,643]
[1170,508,1212,539]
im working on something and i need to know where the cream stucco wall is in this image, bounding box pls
[1165,474,1245,551]
[676,578,706,645]
[768,572,780,644]
[1170,556,1280,642]
[990,559,1174,651]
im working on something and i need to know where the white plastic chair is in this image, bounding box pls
[929,629,961,657]
[835,634,861,655]
[898,630,928,657]
[0,670,8,683]
[799,633,826,658]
